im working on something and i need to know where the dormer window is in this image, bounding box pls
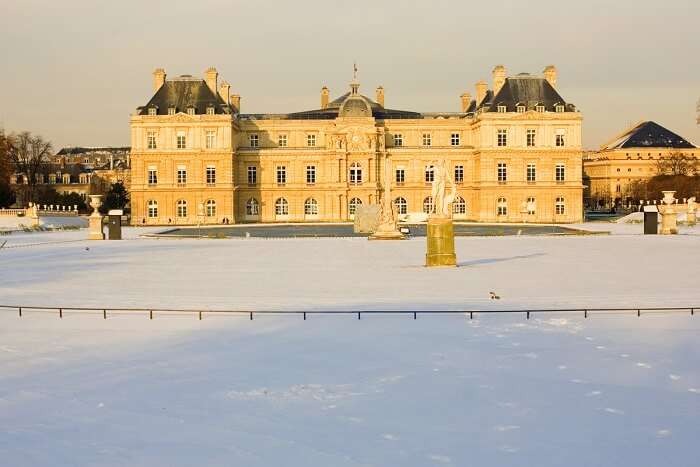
[536,105,545,113]
[516,105,525,113]
[148,107,157,116]
[206,106,215,115]
[555,105,565,113]
[186,106,195,116]
[168,107,176,115]
[497,105,507,113]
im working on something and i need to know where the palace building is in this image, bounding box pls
[129,65,583,225]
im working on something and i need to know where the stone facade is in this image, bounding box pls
[130,66,584,225]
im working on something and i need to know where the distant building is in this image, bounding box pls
[129,65,583,225]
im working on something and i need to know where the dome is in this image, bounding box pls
[339,96,372,117]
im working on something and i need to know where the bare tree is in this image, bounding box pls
[7,131,53,202]
[656,150,698,176]
[0,130,15,206]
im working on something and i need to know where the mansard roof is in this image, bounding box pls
[602,121,696,150]
[481,74,576,112]
[137,77,231,115]
[56,146,130,156]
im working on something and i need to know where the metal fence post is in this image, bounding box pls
[18,307,22,318]
[103,309,107,320]
[59,308,63,319]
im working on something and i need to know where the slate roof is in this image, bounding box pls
[56,147,130,156]
[604,121,696,149]
[480,74,576,112]
[137,77,231,115]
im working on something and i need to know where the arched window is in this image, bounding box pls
[275,198,288,216]
[452,196,466,215]
[349,197,362,216]
[423,196,433,214]
[147,200,158,218]
[304,198,318,216]
[394,197,407,215]
[246,198,259,216]
[205,199,216,217]
[349,162,363,185]
[555,197,565,215]
[497,197,507,216]
[176,199,187,217]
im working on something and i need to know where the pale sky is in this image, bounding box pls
[1,0,698,150]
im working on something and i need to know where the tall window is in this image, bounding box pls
[349,162,362,185]
[526,197,536,215]
[536,105,545,113]
[147,131,157,149]
[393,134,403,147]
[555,164,565,182]
[168,107,176,115]
[423,196,434,214]
[555,105,565,113]
[148,108,157,116]
[307,134,316,147]
[246,198,259,216]
[394,197,407,215]
[516,105,525,113]
[304,198,318,216]
[451,133,460,146]
[176,166,187,186]
[275,198,288,216]
[555,197,565,215]
[425,165,434,183]
[278,134,288,147]
[527,163,536,182]
[147,200,158,218]
[497,105,506,113]
[206,106,215,115]
[454,165,464,184]
[205,199,216,217]
[556,130,566,147]
[206,130,216,149]
[349,197,362,216]
[453,196,466,215]
[395,167,405,184]
[147,167,158,185]
[497,129,507,147]
[422,133,432,146]
[306,165,316,184]
[276,166,286,185]
[176,131,186,149]
[497,163,507,183]
[206,165,216,185]
[176,199,187,217]
[249,134,259,148]
[526,129,536,147]
[497,197,507,216]
[247,166,257,185]
[186,107,195,116]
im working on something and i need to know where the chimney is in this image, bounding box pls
[375,86,385,107]
[320,86,329,109]
[153,68,166,93]
[205,67,218,94]
[492,65,506,95]
[230,94,241,113]
[460,92,472,112]
[543,65,557,88]
[475,81,488,105]
[219,80,231,105]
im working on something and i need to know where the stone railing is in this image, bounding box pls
[0,208,27,216]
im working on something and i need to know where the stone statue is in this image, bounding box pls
[369,156,404,240]
[687,196,697,225]
[378,134,386,152]
[430,160,457,218]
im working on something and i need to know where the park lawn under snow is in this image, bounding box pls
[0,226,699,466]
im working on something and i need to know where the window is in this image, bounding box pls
[206,106,215,115]
[516,105,525,113]
[497,105,506,113]
[147,131,157,149]
[247,166,257,185]
[49,174,56,184]
[148,108,157,116]
[148,166,158,185]
[497,129,508,147]
[176,199,187,217]
[497,197,507,216]
[555,164,565,182]
[555,197,565,215]
[422,133,432,146]
[276,166,286,185]
[278,134,288,147]
[168,107,176,115]
[527,163,536,182]
[176,166,187,186]
[147,200,158,218]
[536,105,545,113]
[304,198,318,216]
[395,167,405,184]
[526,197,536,215]
[62,174,71,184]
[454,165,464,184]
[275,198,289,216]
[556,129,566,147]
[423,196,434,214]
[206,130,216,149]
[425,165,434,183]
[206,165,216,185]
[451,133,460,146]
[307,134,316,147]
[393,134,403,147]
[526,129,536,147]
[349,162,362,185]
[555,105,565,113]
[249,134,259,148]
[246,198,259,216]
[616,184,621,193]
[187,107,195,116]
[205,199,216,217]
[453,196,466,215]
[176,131,186,149]
[348,197,362,216]
[497,162,507,183]
[394,197,407,215]
[306,165,316,184]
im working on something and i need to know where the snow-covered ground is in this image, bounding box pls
[1,225,699,466]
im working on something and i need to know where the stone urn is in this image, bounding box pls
[657,191,678,235]
[88,195,105,240]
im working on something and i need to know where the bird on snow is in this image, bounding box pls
[85,247,90,251]
[489,291,501,300]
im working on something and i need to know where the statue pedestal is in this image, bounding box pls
[88,215,105,240]
[657,206,678,235]
[425,217,456,267]
[687,210,697,226]
[369,229,405,240]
